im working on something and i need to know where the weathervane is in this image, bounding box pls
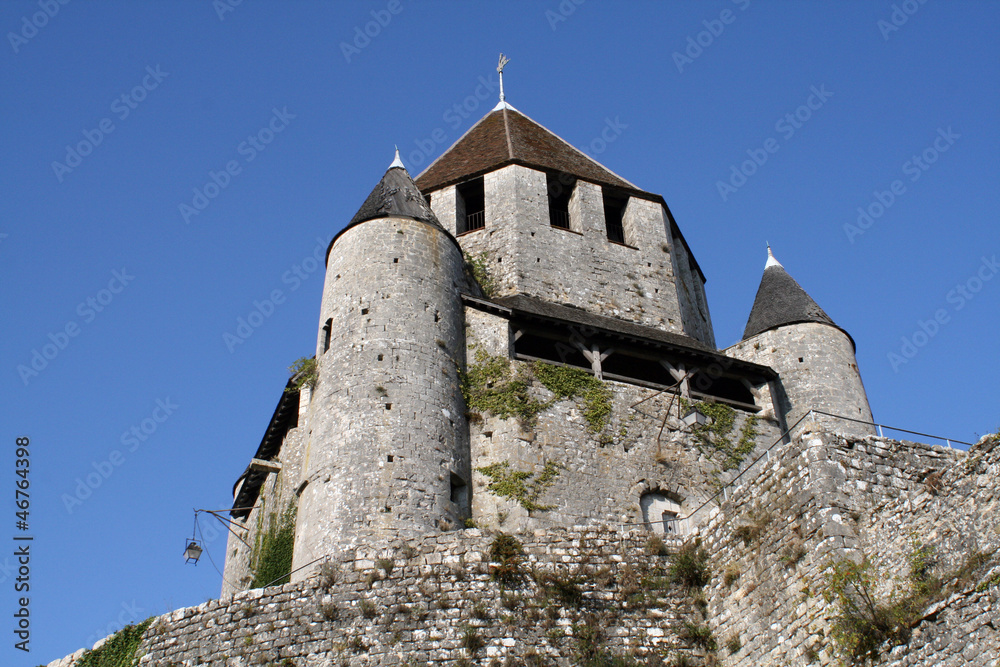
[497,53,510,103]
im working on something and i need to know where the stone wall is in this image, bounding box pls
[696,426,995,667]
[726,323,874,437]
[463,308,783,535]
[50,528,711,667]
[428,164,714,347]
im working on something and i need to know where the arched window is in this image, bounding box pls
[640,492,681,535]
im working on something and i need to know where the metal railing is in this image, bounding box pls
[639,409,974,533]
[464,210,485,232]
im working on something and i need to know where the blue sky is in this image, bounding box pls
[2,0,998,662]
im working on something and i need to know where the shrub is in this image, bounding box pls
[359,599,377,619]
[489,533,527,589]
[723,563,741,587]
[645,535,669,557]
[286,356,318,393]
[460,624,484,656]
[669,539,710,590]
[681,622,717,651]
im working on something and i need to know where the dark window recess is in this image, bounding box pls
[425,193,432,208]
[514,332,590,369]
[603,191,628,244]
[450,473,469,506]
[361,308,369,315]
[385,403,392,410]
[687,372,756,405]
[322,319,332,353]
[547,173,574,229]
[387,455,394,463]
[457,177,485,234]
[602,354,674,386]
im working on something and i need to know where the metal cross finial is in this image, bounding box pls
[497,53,509,102]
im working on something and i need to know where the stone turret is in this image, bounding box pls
[290,153,471,577]
[727,248,874,436]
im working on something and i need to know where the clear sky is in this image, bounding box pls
[2,0,997,663]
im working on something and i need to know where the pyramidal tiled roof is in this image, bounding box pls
[348,151,443,229]
[742,249,848,344]
[415,104,644,194]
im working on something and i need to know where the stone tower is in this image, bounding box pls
[291,154,471,574]
[727,248,874,436]
[415,100,715,348]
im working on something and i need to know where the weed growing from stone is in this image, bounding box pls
[75,618,153,667]
[488,533,527,589]
[286,356,318,393]
[668,539,711,590]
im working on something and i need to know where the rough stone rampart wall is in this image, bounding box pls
[50,528,708,667]
[696,427,992,666]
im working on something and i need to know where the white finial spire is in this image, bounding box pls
[389,145,405,169]
[493,53,513,111]
[765,245,783,269]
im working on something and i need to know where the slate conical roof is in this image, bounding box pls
[415,104,643,195]
[348,150,443,229]
[742,248,849,344]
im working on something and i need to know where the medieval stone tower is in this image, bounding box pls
[221,95,877,592]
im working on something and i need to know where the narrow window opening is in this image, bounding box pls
[603,190,628,244]
[456,177,485,234]
[547,173,574,229]
[393,258,398,263]
[425,193,432,208]
[377,354,384,361]
[322,319,332,353]
[362,308,369,315]
[434,311,440,323]
[450,472,469,506]
[798,357,804,363]
[387,455,394,463]
[385,403,392,410]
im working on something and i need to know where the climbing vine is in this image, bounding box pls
[460,349,615,443]
[76,618,153,667]
[682,399,759,471]
[251,500,297,588]
[461,348,547,425]
[285,357,317,393]
[476,460,561,512]
[532,362,613,435]
[464,251,497,297]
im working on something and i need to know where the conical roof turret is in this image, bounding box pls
[347,150,443,229]
[742,247,848,343]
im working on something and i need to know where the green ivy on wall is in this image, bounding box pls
[460,349,614,441]
[476,460,561,512]
[75,618,153,667]
[532,362,613,435]
[251,500,297,588]
[682,399,760,471]
[464,252,497,297]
